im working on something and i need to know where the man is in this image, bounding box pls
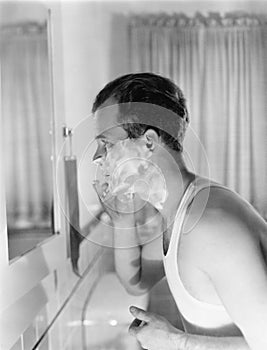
[92,73,267,350]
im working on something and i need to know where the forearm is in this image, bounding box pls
[113,220,148,295]
[174,333,250,350]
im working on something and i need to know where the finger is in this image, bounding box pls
[129,318,142,331]
[129,306,152,322]
[115,194,135,215]
[101,182,109,192]
[92,180,102,197]
[93,183,106,207]
[93,181,110,202]
[128,318,146,336]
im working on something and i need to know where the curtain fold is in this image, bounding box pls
[129,12,267,219]
[1,23,53,229]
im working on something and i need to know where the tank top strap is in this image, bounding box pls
[167,176,228,255]
[181,176,229,215]
[174,176,213,220]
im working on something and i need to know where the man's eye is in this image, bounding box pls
[102,140,113,149]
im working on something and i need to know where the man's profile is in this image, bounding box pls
[92,72,267,350]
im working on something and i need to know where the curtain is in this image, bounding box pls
[1,23,53,229]
[129,12,267,219]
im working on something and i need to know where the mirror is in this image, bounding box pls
[0,3,55,261]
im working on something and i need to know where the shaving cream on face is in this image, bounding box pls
[99,137,168,210]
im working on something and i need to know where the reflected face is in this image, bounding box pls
[93,99,128,163]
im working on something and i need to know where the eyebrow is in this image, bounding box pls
[95,134,107,140]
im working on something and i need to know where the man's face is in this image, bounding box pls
[93,98,128,164]
[92,99,169,212]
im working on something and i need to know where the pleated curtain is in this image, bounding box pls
[1,23,52,229]
[129,13,267,219]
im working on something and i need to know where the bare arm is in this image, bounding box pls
[177,333,249,350]
[93,182,165,296]
[113,206,165,296]
[193,209,267,350]
[129,306,250,350]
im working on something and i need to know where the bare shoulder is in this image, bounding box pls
[184,182,266,237]
[182,184,267,269]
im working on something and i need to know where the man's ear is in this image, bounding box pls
[144,129,159,151]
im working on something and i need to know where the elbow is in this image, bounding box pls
[124,285,150,296]
[118,277,150,296]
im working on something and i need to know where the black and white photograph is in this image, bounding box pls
[0,0,267,349]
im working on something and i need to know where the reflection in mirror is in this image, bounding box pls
[0,4,55,261]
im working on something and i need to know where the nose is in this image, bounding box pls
[92,145,106,164]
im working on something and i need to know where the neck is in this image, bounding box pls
[156,151,196,226]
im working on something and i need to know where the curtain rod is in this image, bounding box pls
[129,11,267,27]
[0,21,47,36]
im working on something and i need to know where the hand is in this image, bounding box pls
[93,180,137,225]
[135,203,164,245]
[128,306,185,350]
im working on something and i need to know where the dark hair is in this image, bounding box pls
[92,72,189,152]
